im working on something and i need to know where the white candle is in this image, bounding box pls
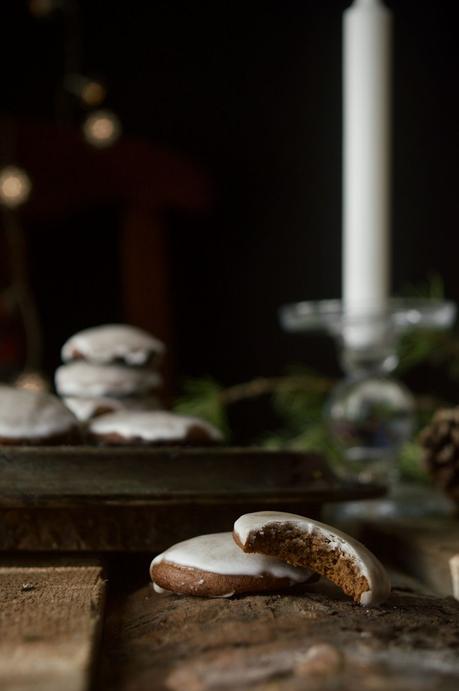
[343,0,392,349]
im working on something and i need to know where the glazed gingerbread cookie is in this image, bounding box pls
[151,532,313,597]
[61,324,165,366]
[88,410,222,445]
[0,385,79,445]
[233,511,391,606]
[55,361,161,399]
[63,394,160,422]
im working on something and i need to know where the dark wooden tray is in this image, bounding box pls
[0,447,385,552]
[0,446,383,507]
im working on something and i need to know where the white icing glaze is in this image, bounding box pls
[89,410,223,442]
[55,362,162,398]
[151,532,312,583]
[0,385,77,439]
[153,583,169,594]
[234,511,391,606]
[63,395,160,422]
[61,324,165,366]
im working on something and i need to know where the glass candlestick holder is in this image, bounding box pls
[280,298,456,488]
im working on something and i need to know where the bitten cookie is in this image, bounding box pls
[55,362,161,398]
[0,385,79,445]
[63,395,160,422]
[88,410,222,445]
[61,324,165,366]
[150,532,313,597]
[233,511,391,606]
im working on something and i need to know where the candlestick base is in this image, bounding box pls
[280,298,456,487]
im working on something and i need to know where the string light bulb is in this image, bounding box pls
[0,166,32,209]
[64,73,107,107]
[82,110,121,149]
[14,371,49,393]
[81,80,107,107]
[28,0,60,17]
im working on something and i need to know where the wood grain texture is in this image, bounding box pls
[0,447,384,508]
[0,503,322,552]
[97,572,459,691]
[450,555,459,600]
[0,559,106,691]
[0,447,383,551]
[361,517,459,598]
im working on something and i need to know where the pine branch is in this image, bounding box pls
[219,373,333,405]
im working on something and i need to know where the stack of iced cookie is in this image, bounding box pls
[55,324,165,423]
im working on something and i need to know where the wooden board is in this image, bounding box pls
[0,447,384,508]
[0,502,321,552]
[361,517,459,599]
[0,558,106,691]
[0,447,384,552]
[96,568,459,690]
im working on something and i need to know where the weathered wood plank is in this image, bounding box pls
[0,447,383,552]
[361,517,459,598]
[0,559,106,691]
[97,570,459,690]
[450,555,459,599]
[0,447,383,508]
[0,503,322,552]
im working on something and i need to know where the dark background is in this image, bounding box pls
[1,0,458,387]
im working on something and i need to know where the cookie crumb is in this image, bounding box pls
[21,583,36,592]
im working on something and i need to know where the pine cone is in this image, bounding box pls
[419,408,459,503]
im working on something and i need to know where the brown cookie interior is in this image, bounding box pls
[234,523,369,604]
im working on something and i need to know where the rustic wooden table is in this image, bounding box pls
[99,565,459,691]
[2,552,458,691]
[1,449,458,690]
